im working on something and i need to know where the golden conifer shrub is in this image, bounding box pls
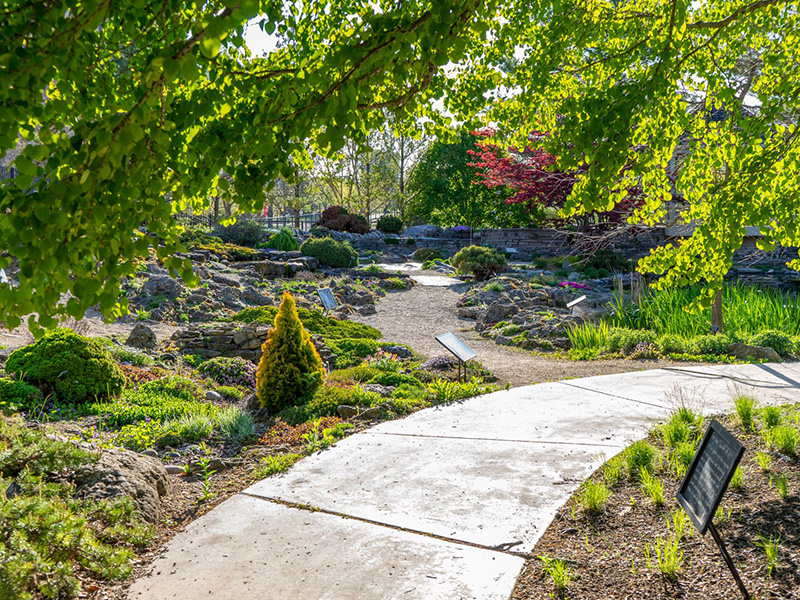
[255,291,325,412]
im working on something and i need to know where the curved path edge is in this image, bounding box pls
[128,362,800,600]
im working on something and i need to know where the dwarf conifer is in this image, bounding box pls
[255,291,325,412]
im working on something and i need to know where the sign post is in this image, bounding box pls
[435,332,477,382]
[676,419,748,599]
[316,288,339,314]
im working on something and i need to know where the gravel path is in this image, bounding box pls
[352,270,697,388]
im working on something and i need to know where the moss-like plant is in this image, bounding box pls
[6,329,125,404]
[256,292,325,413]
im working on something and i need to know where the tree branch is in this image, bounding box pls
[687,0,783,30]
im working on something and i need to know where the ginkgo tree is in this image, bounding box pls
[0,0,488,331]
[471,0,800,307]
[2,0,798,330]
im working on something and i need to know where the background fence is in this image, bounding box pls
[175,210,397,232]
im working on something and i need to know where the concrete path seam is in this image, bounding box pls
[362,430,623,448]
[664,365,800,389]
[554,379,669,409]
[237,491,532,558]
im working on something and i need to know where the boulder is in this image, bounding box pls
[457,306,481,320]
[73,450,169,523]
[380,344,413,359]
[483,297,518,324]
[126,323,157,349]
[403,224,445,238]
[142,275,182,298]
[727,343,781,363]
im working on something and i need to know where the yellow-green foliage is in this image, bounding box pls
[256,291,325,413]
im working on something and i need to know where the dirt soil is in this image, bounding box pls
[351,270,702,388]
[511,411,800,600]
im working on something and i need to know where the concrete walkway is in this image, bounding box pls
[128,363,800,600]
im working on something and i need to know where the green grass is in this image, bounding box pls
[734,394,758,432]
[756,533,781,577]
[625,440,656,478]
[770,426,799,456]
[539,556,572,593]
[611,283,800,337]
[566,321,609,351]
[640,470,666,506]
[644,533,684,580]
[252,453,301,479]
[577,480,611,515]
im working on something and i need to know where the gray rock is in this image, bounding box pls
[727,343,781,363]
[380,344,413,359]
[403,225,444,238]
[165,465,185,475]
[495,335,514,346]
[211,273,240,287]
[457,306,481,320]
[361,384,395,397]
[142,275,182,298]
[205,390,223,402]
[561,259,572,270]
[240,286,273,306]
[126,322,157,349]
[336,405,358,419]
[74,450,169,523]
[483,297,518,324]
[245,393,260,412]
[142,449,158,458]
[568,271,581,281]
[188,458,243,474]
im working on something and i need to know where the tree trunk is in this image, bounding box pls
[711,289,724,333]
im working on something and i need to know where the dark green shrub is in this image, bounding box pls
[749,329,795,356]
[414,248,443,261]
[6,329,125,404]
[657,334,691,354]
[300,237,358,268]
[213,217,271,247]
[376,215,403,234]
[0,378,43,412]
[582,267,599,279]
[384,237,399,245]
[452,245,507,281]
[578,249,631,273]
[264,227,300,251]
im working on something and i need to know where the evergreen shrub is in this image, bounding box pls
[264,227,300,251]
[452,245,507,281]
[376,215,403,234]
[300,237,358,268]
[256,292,326,413]
[6,329,125,404]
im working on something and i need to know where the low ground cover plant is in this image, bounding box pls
[232,305,381,340]
[198,356,256,389]
[0,415,155,599]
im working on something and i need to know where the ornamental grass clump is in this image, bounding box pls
[256,291,325,413]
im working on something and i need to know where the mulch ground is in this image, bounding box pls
[512,412,800,600]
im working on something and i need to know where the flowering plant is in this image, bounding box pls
[558,281,591,291]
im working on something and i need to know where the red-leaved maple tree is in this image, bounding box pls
[468,130,642,230]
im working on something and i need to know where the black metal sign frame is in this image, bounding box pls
[677,419,748,599]
[677,419,744,534]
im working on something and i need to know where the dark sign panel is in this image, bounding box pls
[677,419,744,534]
[435,332,477,363]
[317,287,339,311]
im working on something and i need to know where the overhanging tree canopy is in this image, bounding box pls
[2,0,798,328]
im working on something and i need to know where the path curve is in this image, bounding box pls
[352,269,692,387]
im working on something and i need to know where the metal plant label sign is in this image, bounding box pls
[677,419,744,535]
[317,288,339,311]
